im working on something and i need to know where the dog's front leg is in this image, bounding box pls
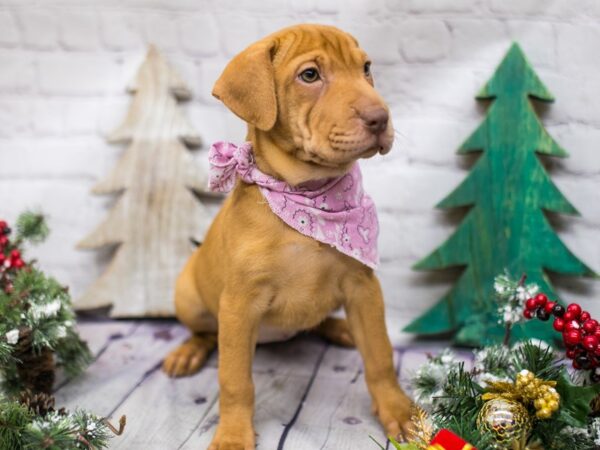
[343,272,412,440]
[209,290,262,450]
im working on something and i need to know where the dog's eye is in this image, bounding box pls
[299,68,320,83]
[364,61,371,77]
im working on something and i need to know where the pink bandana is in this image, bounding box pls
[208,141,379,269]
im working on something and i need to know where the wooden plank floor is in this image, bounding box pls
[55,320,462,450]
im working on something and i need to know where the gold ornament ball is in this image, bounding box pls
[477,398,532,449]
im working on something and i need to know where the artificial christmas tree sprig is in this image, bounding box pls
[405,43,595,346]
[0,212,125,449]
[398,274,600,450]
[407,341,600,449]
[0,212,91,395]
[0,394,124,450]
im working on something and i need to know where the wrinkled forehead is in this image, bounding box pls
[271,26,367,71]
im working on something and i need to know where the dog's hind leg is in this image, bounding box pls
[163,254,219,377]
[312,316,355,348]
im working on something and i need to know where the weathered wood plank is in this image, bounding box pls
[76,320,139,357]
[180,336,327,450]
[54,320,139,391]
[278,346,397,449]
[54,322,186,417]
[110,366,220,449]
[56,319,464,449]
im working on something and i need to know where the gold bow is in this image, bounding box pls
[482,370,559,419]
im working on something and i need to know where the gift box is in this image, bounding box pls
[427,430,476,450]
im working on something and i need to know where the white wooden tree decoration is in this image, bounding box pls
[77,45,212,317]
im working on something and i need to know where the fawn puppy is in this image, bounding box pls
[163,24,412,449]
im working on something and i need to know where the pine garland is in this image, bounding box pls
[0,395,116,450]
[0,212,124,449]
[15,211,49,245]
[2,268,91,375]
[0,213,92,393]
[0,396,32,450]
[408,339,600,448]
[395,273,600,449]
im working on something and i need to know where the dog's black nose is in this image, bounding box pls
[360,107,389,134]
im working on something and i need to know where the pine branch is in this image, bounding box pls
[434,363,483,421]
[532,419,596,450]
[54,331,92,379]
[0,341,13,367]
[410,350,461,410]
[1,399,117,450]
[473,344,513,379]
[0,397,32,450]
[15,212,49,246]
[512,341,561,380]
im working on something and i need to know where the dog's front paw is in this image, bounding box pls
[371,387,413,441]
[208,424,255,450]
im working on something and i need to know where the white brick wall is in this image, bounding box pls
[1,0,599,341]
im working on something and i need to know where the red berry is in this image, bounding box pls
[580,311,592,322]
[0,236,7,246]
[565,320,581,332]
[595,344,600,357]
[594,329,600,339]
[567,303,582,318]
[584,335,599,351]
[583,320,599,334]
[564,311,578,322]
[525,298,537,311]
[524,309,535,319]
[535,293,548,307]
[553,317,566,332]
[566,348,578,359]
[0,220,6,231]
[564,329,582,346]
[544,301,557,313]
[10,249,20,259]
[13,259,24,269]
[0,254,4,263]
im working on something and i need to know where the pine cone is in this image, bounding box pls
[12,326,33,357]
[591,393,600,416]
[19,389,56,416]
[15,345,55,394]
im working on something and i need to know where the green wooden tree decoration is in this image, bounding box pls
[405,43,596,346]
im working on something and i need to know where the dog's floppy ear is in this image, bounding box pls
[212,39,277,131]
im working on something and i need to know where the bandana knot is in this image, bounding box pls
[208,141,255,192]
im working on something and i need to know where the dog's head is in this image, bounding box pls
[213,24,393,183]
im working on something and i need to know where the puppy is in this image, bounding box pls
[163,24,412,449]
